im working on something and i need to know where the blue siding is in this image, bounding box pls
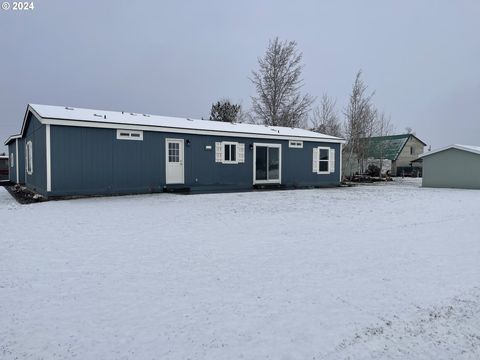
[8,143,15,182]
[17,138,25,184]
[23,114,47,194]
[50,126,164,195]
[8,139,26,184]
[48,125,341,197]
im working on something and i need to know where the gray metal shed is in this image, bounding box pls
[420,144,480,189]
[4,104,345,198]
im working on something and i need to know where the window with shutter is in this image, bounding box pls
[312,148,319,173]
[237,143,245,163]
[215,142,223,162]
[315,147,333,174]
[329,148,335,173]
[216,142,243,164]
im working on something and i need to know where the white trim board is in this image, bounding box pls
[15,139,19,183]
[40,118,345,143]
[419,144,480,158]
[46,124,51,192]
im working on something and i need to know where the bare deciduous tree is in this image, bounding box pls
[374,111,394,176]
[343,70,376,176]
[250,37,314,128]
[311,94,342,137]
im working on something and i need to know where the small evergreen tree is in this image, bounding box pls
[209,100,241,122]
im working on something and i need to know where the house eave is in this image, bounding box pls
[40,117,347,143]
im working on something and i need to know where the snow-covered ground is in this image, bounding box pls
[1,179,479,359]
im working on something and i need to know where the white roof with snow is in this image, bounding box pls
[15,104,342,143]
[420,144,480,158]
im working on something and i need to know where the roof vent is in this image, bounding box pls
[186,118,193,121]
[65,107,74,110]
[93,114,103,118]
[104,115,106,119]
[142,114,150,117]
[122,111,124,114]
[130,113,136,116]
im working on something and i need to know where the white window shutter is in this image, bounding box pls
[312,147,319,173]
[329,148,335,173]
[215,142,223,163]
[237,143,245,163]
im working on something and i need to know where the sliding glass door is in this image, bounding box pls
[254,144,281,184]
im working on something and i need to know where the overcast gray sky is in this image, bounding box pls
[1,0,479,151]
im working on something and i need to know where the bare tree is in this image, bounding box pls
[250,37,314,128]
[374,111,394,176]
[236,103,255,124]
[343,70,376,176]
[311,94,342,137]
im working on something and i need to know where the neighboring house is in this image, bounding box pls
[0,154,8,181]
[365,134,426,176]
[4,104,345,198]
[419,144,480,189]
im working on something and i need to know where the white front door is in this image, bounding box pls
[165,139,184,184]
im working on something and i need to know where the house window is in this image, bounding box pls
[26,141,33,175]
[224,143,237,163]
[319,148,330,173]
[410,146,415,155]
[313,146,335,174]
[10,153,14,168]
[215,142,245,164]
[289,140,303,148]
[116,129,143,141]
[168,142,180,163]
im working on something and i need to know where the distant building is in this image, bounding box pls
[419,144,480,189]
[0,154,8,181]
[365,134,426,176]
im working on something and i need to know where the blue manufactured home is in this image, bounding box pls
[5,104,345,197]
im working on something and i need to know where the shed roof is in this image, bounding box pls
[419,144,480,158]
[364,134,426,161]
[5,104,345,145]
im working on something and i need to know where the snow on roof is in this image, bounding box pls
[420,144,480,158]
[27,104,343,142]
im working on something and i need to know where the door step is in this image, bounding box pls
[253,184,287,190]
[163,186,190,194]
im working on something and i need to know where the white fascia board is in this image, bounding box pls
[419,144,480,158]
[46,124,51,192]
[41,118,346,144]
[4,106,44,145]
[15,139,19,183]
[339,143,343,182]
[4,134,21,146]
